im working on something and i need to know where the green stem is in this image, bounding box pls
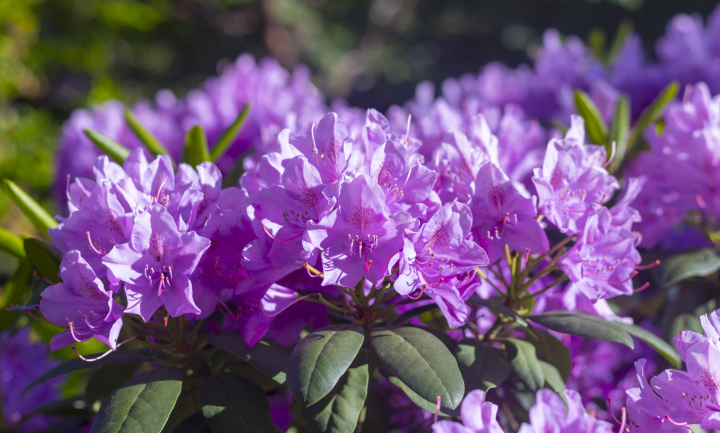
[519,274,568,300]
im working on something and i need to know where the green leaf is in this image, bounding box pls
[303,352,369,433]
[184,126,211,166]
[23,238,62,283]
[454,338,510,391]
[386,376,459,417]
[124,109,172,158]
[210,104,251,162]
[84,129,131,164]
[173,413,210,433]
[201,373,275,433]
[628,81,679,150]
[505,338,545,391]
[1,179,57,237]
[389,303,438,325]
[527,330,572,382]
[208,335,290,386]
[467,296,528,327]
[587,28,606,61]
[574,90,608,147]
[25,350,153,395]
[659,249,720,287]
[91,367,182,433]
[0,261,34,329]
[608,95,630,172]
[528,311,634,348]
[538,360,566,394]
[0,227,26,260]
[617,323,681,368]
[287,324,365,406]
[370,327,464,409]
[606,21,634,64]
[85,362,142,411]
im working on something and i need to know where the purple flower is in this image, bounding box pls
[471,161,549,264]
[558,207,641,302]
[102,205,211,321]
[289,113,353,186]
[394,201,488,327]
[432,390,503,433]
[40,251,124,351]
[518,389,614,433]
[307,174,414,288]
[532,115,619,235]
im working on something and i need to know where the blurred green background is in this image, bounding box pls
[0,0,717,283]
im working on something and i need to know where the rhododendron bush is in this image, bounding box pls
[5,7,720,433]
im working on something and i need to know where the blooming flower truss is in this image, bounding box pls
[5,5,720,433]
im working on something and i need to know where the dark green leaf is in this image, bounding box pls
[527,330,571,382]
[389,303,438,325]
[628,81,679,150]
[25,350,153,395]
[184,126,211,166]
[659,249,720,287]
[163,386,202,433]
[506,338,545,391]
[172,413,210,433]
[574,90,608,146]
[91,367,182,433]
[0,260,33,329]
[1,179,57,237]
[538,360,566,394]
[370,327,464,409]
[124,109,171,158]
[528,311,634,347]
[454,338,510,391]
[0,227,26,260]
[303,351,369,433]
[24,238,62,283]
[84,129,131,164]
[467,296,528,326]
[201,373,275,433]
[287,324,365,406]
[608,95,630,172]
[617,323,681,368]
[208,334,290,386]
[85,362,142,411]
[386,376,459,417]
[210,104,251,162]
[587,28,606,61]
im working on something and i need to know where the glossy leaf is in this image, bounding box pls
[84,129,130,164]
[617,323,681,368]
[1,179,57,237]
[85,362,142,411]
[287,324,364,406]
[172,413,210,433]
[208,334,290,385]
[201,373,275,433]
[467,296,528,326]
[303,352,369,433]
[184,125,211,166]
[0,260,34,329]
[506,338,545,391]
[527,311,634,347]
[124,109,171,158]
[210,104,251,162]
[539,360,566,394]
[386,376,459,417]
[574,90,608,146]
[628,80,679,150]
[528,330,572,382]
[25,350,153,395]
[91,367,182,433]
[0,227,26,260]
[659,249,720,288]
[24,238,61,283]
[454,338,510,391]
[370,327,464,409]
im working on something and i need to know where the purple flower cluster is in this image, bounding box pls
[626,309,720,431]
